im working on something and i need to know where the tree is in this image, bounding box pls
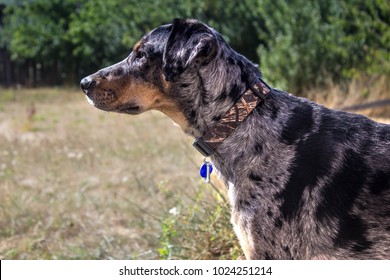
[1,0,388,88]
[256,0,390,92]
[1,0,80,84]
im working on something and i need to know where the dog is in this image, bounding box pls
[81,18,390,259]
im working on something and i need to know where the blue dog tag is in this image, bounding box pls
[200,161,213,183]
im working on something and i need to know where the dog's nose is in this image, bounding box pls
[80,77,93,91]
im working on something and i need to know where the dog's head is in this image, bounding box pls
[81,19,258,136]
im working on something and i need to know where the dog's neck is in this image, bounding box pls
[193,77,273,156]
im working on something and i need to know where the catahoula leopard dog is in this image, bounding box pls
[81,18,390,259]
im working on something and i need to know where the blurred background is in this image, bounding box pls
[1,0,389,92]
[0,0,389,259]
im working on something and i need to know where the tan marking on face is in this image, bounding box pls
[161,73,171,92]
[133,40,143,52]
[114,79,189,132]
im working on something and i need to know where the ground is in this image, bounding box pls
[0,88,236,259]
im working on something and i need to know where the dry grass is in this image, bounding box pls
[0,87,239,259]
[306,75,390,121]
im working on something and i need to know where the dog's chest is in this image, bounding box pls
[227,182,261,258]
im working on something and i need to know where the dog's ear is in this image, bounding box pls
[163,18,217,82]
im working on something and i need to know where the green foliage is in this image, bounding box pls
[1,0,261,80]
[256,0,390,92]
[157,181,242,260]
[2,0,78,61]
[1,0,389,90]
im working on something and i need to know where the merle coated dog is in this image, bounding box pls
[81,19,390,259]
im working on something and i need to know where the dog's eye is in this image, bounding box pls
[135,51,146,60]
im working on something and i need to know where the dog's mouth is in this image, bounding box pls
[114,102,141,115]
[84,88,143,115]
[84,89,116,110]
[84,88,115,103]
[87,97,141,115]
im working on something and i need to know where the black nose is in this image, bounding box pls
[80,77,93,91]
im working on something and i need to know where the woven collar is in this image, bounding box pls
[193,77,273,157]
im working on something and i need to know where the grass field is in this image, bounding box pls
[0,82,388,260]
[0,88,240,259]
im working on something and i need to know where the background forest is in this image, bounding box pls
[1,0,388,92]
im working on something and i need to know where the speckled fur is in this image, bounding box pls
[81,19,390,259]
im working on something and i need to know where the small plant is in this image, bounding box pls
[158,212,177,259]
[157,181,242,260]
